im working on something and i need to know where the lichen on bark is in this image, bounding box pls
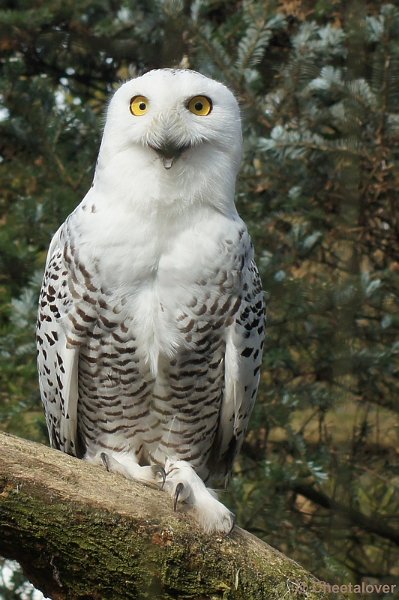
[0,433,343,599]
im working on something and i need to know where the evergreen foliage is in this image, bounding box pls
[1,0,398,596]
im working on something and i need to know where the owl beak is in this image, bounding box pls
[149,141,191,170]
[162,156,175,170]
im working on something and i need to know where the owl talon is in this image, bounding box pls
[174,482,185,511]
[227,513,236,536]
[100,452,110,472]
[151,465,166,488]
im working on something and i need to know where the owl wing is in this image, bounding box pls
[37,221,96,456]
[210,243,265,482]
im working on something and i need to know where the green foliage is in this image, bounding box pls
[1,0,398,596]
[0,559,40,599]
[0,273,45,441]
[228,2,399,589]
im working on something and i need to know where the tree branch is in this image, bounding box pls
[0,432,337,600]
[291,483,399,547]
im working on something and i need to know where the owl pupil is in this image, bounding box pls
[195,102,203,111]
[139,102,146,111]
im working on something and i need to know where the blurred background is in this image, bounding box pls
[0,0,398,598]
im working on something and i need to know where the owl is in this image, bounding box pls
[37,69,265,534]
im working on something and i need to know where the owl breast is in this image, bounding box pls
[75,206,243,479]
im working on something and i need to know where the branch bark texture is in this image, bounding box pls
[0,433,339,600]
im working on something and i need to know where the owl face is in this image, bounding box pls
[103,69,242,173]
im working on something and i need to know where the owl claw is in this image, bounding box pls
[100,452,110,472]
[227,512,236,536]
[174,482,185,511]
[151,464,166,488]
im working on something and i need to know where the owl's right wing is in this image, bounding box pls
[36,221,97,456]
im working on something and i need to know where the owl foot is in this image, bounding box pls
[164,459,235,534]
[88,451,165,489]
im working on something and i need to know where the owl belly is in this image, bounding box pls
[76,282,228,480]
[75,211,241,475]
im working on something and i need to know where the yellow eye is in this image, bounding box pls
[187,95,212,116]
[130,95,149,116]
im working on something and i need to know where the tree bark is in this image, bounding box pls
[0,432,340,600]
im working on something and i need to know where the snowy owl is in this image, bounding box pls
[37,68,265,534]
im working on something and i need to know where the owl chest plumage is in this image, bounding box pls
[62,203,244,474]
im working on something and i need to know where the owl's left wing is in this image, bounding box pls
[210,243,265,482]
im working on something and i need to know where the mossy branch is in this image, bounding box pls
[0,432,338,600]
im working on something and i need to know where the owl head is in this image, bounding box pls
[96,69,243,211]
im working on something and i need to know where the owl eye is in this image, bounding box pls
[130,95,149,116]
[187,95,212,116]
